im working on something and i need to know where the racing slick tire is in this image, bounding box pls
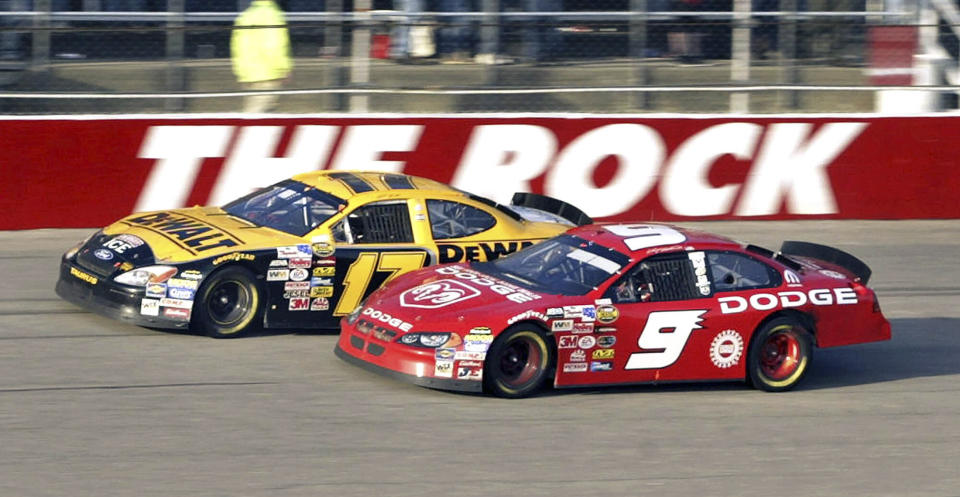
[747,317,814,392]
[194,266,262,338]
[483,325,553,398]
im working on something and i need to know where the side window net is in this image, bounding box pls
[347,203,413,244]
[608,255,701,303]
[707,252,779,292]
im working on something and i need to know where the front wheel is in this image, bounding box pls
[483,326,553,398]
[194,266,262,338]
[747,318,813,392]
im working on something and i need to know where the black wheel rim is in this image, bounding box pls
[207,280,251,326]
[498,336,542,387]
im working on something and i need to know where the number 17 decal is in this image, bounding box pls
[625,310,706,370]
[333,251,428,316]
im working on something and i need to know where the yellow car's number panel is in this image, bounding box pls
[333,251,428,316]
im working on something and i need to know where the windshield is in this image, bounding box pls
[222,180,343,236]
[477,235,630,295]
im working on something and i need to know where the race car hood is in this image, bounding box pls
[99,207,307,264]
[359,263,550,335]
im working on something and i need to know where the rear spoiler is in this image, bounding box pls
[779,241,872,285]
[511,193,593,227]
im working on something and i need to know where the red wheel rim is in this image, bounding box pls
[759,328,803,381]
[498,336,543,387]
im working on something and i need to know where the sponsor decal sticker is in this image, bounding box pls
[435,360,454,378]
[140,298,160,316]
[310,286,334,298]
[288,257,311,269]
[596,305,619,324]
[597,335,616,348]
[455,350,486,361]
[289,268,309,281]
[289,297,310,311]
[310,277,333,286]
[569,349,587,362]
[269,259,288,267]
[551,319,573,332]
[212,252,255,265]
[362,307,414,332]
[434,265,541,304]
[572,322,594,334]
[590,361,614,372]
[718,288,857,314]
[464,333,494,352]
[470,327,492,334]
[399,279,482,309]
[160,297,193,309]
[125,212,240,253]
[162,307,191,321]
[596,327,617,333]
[563,362,588,373]
[435,348,456,361]
[179,269,203,280]
[577,335,596,349]
[167,278,198,290]
[592,349,615,360]
[285,281,310,291]
[113,234,145,248]
[277,245,312,259]
[167,287,195,300]
[558,335,578,349]
[689,251,711,296]
[94,248,114,261]
[284,290,310,299]
[546,307,563,318]
[507,310,547,325]
[312,266,336,277]
[145,283,167,299]
[267,269,289,281]
[311,236,335,257]
[581,306,597,322]
[710,329,744,368]
[70,267,98,285]
[457,361,483,381]
[310,297,330,311]
[784,270,801,285]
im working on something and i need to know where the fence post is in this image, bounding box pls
[350,0,372,112]
[32,0,51,71]
[629,0,649,110]
[165,0,185,111]
[480,0,501,85]
[779,0,800,109]
[731,0,750,113]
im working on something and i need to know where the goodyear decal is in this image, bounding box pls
[437,241,534,264]
[124,212,241,253]
[213,253,256,265]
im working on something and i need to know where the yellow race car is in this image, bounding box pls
[56,171,590,338]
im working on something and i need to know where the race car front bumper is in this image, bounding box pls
[55,257,190,330]
[335,323,483,393]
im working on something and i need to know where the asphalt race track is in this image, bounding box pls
[2,221,958,497]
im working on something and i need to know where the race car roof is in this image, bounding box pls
[569,223,742,256]
[293,171,460,199]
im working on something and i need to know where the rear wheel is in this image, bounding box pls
[747,317,813,392]
[194,266,261,338]
[483,326,553,398]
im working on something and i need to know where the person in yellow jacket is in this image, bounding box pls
[231,0,293,113]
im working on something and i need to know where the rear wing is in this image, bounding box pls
[779,241,873,285]
[510,193,593,227]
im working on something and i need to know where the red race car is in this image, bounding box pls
[335,224,891,398]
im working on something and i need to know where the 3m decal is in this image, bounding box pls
[124,212,240,253]
[558,335,578,349]
[437,241,535,263]
[710,329,744,368]
[289,297,310,311]
[625,310,707,370]
[718,288,857,314]
[334,251,428,316]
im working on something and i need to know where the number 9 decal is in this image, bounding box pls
[625,310,706,370]
[333,251,428,315]
[603,225,687,251]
